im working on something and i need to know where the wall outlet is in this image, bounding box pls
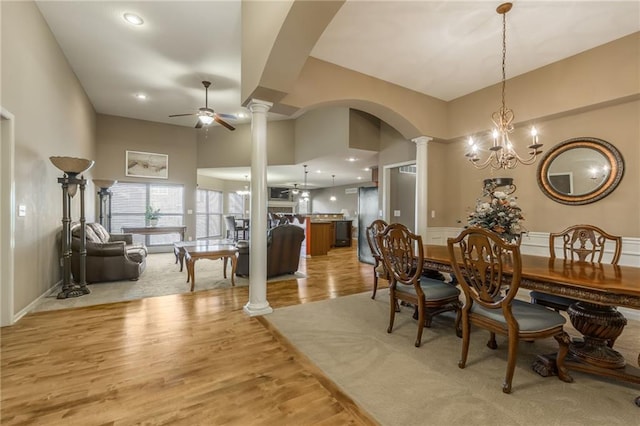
[393,210,401,217]
[431,210,436,218]
[18,204,26,217]
[187,209,193,214]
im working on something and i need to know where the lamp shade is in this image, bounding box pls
[93,179,117,189]
[50,156,94,176]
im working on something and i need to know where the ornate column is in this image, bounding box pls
[412,136,432,239]
[244,99,273,317]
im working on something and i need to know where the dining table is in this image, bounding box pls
[422,244,640,406]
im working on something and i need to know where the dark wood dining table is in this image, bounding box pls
[423,244,640,406]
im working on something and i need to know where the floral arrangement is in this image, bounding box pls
[467,189,525,243]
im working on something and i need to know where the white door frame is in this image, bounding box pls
[1,107,16,326]
[382,160,415,223]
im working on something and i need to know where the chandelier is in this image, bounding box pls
[466,2,543,170]
[301,165,310,199]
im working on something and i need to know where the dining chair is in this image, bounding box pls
[365,219,389,299]
[448,227,573,393]
[224,215,244,242]
[530,224,622,311]
[377,223,461,347]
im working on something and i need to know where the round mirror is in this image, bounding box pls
[537,137,623,205]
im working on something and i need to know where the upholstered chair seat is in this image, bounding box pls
[396,277,460,301]
[471,299,566,332]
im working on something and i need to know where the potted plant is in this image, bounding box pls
[145,205,160,226]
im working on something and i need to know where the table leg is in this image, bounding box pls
[223,257,228,278]
[179,250,185,272]
[189,258,197,292]
[230,255,237,286]
[532,302,640,406]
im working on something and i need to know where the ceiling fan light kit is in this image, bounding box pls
[168,80,235,131]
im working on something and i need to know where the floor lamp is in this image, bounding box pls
[50,156,94,299]
[93,179,117,232]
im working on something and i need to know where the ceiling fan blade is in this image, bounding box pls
[195,120,203,129]
[169,113,195,118]
[217,113,237,120]
[214,115,235,131]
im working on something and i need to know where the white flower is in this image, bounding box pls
[494,191,507,199]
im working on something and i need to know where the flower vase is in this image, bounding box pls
[149,219,159,227]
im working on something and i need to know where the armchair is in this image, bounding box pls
[70,222,147,283]
[235,224,305,278]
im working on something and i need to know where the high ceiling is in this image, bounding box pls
[36,1,640,187]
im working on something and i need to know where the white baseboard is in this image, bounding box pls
[15,280,61,323]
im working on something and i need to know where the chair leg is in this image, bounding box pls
[487,332,498,349]
[502,334,519,394]
[458,312,470,369]
[454,303,462,338]
[387,292,396,334]
[554,331,574,383]
[415,304,425,347]
[371,273,378,299]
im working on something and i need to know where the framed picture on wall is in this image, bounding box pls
[125,150,168,179]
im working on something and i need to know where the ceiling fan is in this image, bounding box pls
[169,81,236,131]
[281,184,300,195]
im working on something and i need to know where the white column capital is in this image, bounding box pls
[248,99,273,113]
[411,136,433,146]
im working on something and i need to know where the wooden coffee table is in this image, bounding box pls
[174,238,234,271]
[184,244,239,291]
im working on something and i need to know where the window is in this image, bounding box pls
[228,192,244,216]
[196,189,223,239]
[111,182,184,246]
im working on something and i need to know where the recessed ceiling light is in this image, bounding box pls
[347,157,357,162]
[238,112,247,118]
[364,167,370,171]
[357,176,363,180]
[123,13,144,26]
[315,170,322,174]
[135,93,147,100]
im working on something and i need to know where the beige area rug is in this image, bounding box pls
[33,253,304,312]
[266,291,639,426]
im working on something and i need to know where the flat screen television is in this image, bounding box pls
[269,187,291,201]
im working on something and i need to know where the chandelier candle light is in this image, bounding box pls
[466,2,543,170]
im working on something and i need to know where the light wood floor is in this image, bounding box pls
[1,246,384,425]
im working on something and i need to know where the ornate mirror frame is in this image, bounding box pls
[537,137,624,205]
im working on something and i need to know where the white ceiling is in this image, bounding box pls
[36,1,640,188]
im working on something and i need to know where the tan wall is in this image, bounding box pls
[349,109,380,151]
[1,1,97,312]
[294,107,349,163]
[197,120,295,168]
[447,33,640,139]
[436,100,640,237]
[95,114,198,240]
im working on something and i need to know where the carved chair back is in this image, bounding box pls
[448,227,522,315]
[549,224,621,264]
[377,223,423,294]
[365,219,388,265]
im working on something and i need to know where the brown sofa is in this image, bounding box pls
[71,222,147,283]
[236,224,305,278]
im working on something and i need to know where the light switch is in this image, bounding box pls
[18,205,26,217]
[393,210,401,217]
[431,210,436,218]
